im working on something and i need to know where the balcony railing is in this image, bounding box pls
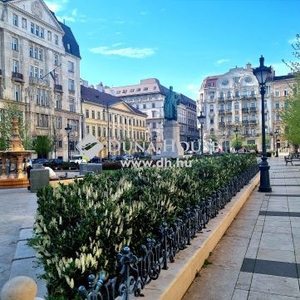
[11,71,24,82]
[29,77,49,87]
[54,84,63,92]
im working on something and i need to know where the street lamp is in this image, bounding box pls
[234,127,239,152]
[274,129,279,157]
[197,111,206,154]
[65,123,72,161]
[253,55,272,192]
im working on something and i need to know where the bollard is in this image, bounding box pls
[0,276,38,300]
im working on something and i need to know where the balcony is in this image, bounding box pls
[249,120,257,124]
[11,71,24,83]
[54,84,63,93]
[242,108,249,113]
[242,120,249,125]
[29,77,49,87]
[250,107,257,112]
[218,122,226,128]
[218,109,225,115]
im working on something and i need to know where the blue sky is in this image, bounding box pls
[45,0,299,100]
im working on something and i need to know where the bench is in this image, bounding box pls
[284,154,300,166]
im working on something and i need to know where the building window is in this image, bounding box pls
[56,116,62,129]
[48,31,52,41]
[68,79,75,92]
[13,14,18,26]
[12,60,19,72]
[56,94,62,109]
[275,90,280,97]
[97,111,101,119]
[54,34,59,45]
[68,61,74,72]
[143,104,146,109]
[86,125,90,134]
[275,102,280,109]
[14,85,21,102]
[85,109,89,118]
[92,110,95,119]
[22,18,27,29]
[38,48,44,60]
[12,37,18,51]
[98,127,101,137]
[92,126,96,136]
[40,28,44,38]
[69,98,75,112]
[54,54,59,66]
[284,90,288,96]
[152,103,155,108]
[234,102,239,110]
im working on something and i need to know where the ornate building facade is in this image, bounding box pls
[104,78,199,149]
[197,63,295,153]
[0,0,82,160]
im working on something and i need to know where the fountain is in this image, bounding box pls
[0,116,33,188]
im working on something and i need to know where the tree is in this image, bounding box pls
[283,34,300,72]
[0,103,31,150]
[281,74,300,147]
[32,135,53,158]
[281,34,300,148]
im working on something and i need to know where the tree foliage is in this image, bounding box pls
[0,103,31,150]
[32,135,53,158]
[281,34,300,147]
[281,74,300,146]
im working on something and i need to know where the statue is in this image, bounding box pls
[164,86,180,121]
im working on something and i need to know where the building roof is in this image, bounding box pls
[59,21,81,58]
[104,78,196,107]
[81,85,147,117]
[273,74,295,81]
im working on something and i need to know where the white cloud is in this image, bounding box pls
[89,46,156,58]
[45,1,85,23]
[44,0,69,13]
[215,59,230,66]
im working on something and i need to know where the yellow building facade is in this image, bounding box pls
[81,85,147,158]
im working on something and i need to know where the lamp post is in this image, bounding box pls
[197,111,206,154]
[234,127,239,152]
[253,55,272,192]
[274,129,279,157]
[65,123,72,161]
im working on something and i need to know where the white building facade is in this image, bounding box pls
[105,78,198,149]
[198,63,274,152]
[0,0,82,160]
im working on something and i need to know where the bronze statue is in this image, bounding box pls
[164,86,180,121]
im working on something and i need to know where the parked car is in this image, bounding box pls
[46,159,64,170]
[69,155,86,164]
[32,158,49,164]
[89,156,102,163]
[122,154,133,160]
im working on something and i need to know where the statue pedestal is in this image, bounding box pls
[161,120,184,158]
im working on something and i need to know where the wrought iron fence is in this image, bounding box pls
[78,164,259,299]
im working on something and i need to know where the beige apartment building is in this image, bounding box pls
[0,0,82,160]
[198,63,295,153]
[81,85,147,158]
[271,74,295,152]
[104,78,199,149]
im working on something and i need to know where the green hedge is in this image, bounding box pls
[29,153,257,299]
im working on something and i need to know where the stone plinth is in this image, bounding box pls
[161,120,184,158]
